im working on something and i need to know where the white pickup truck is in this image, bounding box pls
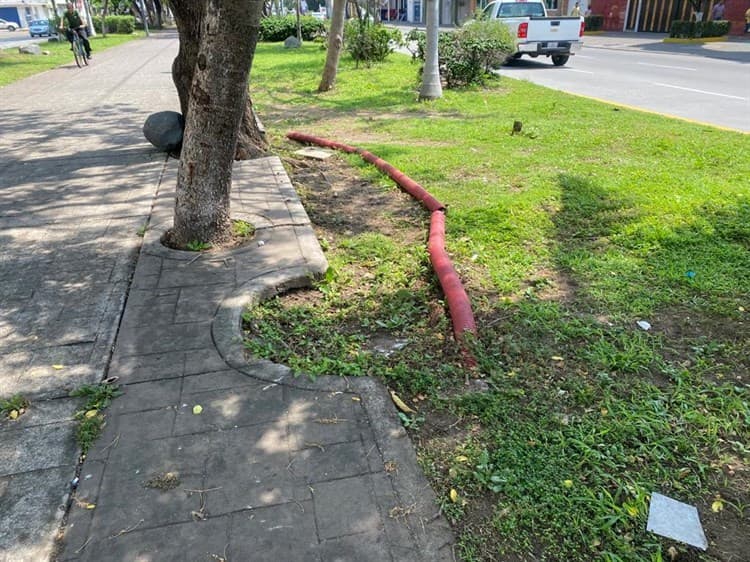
[482,0,584,66]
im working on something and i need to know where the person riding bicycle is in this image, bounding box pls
[60,2,91,59]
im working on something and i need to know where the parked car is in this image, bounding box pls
[29,19,52,37]
[0,18,19,31]
[481,0,584,66]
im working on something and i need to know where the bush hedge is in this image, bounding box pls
[408,19,514,88]
[669,19,729,38]
[584,14,604,31]
[344,20,402,65]
[259,15,326,41]
[92,15,136,34]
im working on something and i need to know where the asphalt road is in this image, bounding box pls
[0,28,57,50]
[498,41,750,132]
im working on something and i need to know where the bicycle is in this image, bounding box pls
[63,27,89,68]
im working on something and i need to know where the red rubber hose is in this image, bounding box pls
[287,131,477,341]
[428,211,477,337]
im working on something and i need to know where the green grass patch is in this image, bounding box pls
[70,382,122,455]
[1,394,30,420]
[0,33,141,87]
[245,43,750,560]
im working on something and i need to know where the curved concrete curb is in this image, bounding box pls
[91,155,456,562]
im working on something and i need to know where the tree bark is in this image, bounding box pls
[102,0,109,37]
[172,0,267,160]
[318,0,346,92]
[171,0,264,247]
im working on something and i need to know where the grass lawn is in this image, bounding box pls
[244,43,749,561]
[0,32,141,87]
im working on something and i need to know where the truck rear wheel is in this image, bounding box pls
[551,55,569,66]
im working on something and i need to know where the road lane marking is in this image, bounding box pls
[566,68,594,74]
[638,62,696,71]
[652,82,747,101]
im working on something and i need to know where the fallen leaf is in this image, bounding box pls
[351,397,361,402]
[389,390,416,414]
[85,503,96,509]
[551,356,564,362]
[9,410,19,420]
[192,405,203,415]
[711,499,724,513]
[449,489,459,503]
[455,455,469,463]
[667,546,679,560]
[52,364,64,370]
[84,409,98,419]
[600,408,608,416]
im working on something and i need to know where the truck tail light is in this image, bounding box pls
[518,22,528,39]
[579,21,585,36]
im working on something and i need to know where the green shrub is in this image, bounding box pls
[115,15,135,34]
[407,20,514,88]
[669,19,729,38]
[584,14,604,31]
[92,15,135,34]
[344,20,402,65]
[259,15,326,41]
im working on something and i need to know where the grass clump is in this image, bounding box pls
[1,394,30,420]
[232,219,255,238]
[70,383,122,455]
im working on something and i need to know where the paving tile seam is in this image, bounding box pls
[0,415,76,434]
[291,438,372,453]
[1,463,78,480]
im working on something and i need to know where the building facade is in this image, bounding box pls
[588,0,749,34]
[378,0,747,33]
[0,0,52,27]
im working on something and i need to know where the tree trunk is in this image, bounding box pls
[318,0,346,92]
[172,0,267,160]
[171,0,264,247]
[296,0,302,42]
[102,0,109,37]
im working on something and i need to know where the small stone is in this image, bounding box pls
[18,44,41,55]
[284,36,301,48]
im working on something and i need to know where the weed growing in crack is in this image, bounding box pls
[70,383,122,455]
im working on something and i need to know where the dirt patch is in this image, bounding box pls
[144,471,181,491]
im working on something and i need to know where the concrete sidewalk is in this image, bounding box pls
[0,33,453,561]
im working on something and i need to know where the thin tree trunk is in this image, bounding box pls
[296,0,302,42]
[318,0,346,92]
[102,0,109,37]
[171,0,263,247]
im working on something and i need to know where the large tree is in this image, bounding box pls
[169,0,265,247]
[317,0,346,92]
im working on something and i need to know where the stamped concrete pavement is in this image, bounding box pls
[1,32,453,561]
[1,33,178,562]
